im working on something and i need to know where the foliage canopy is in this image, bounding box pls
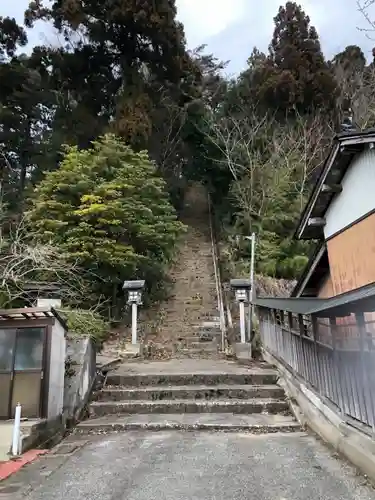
[27,134,184,312]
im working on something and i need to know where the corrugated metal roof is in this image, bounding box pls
[0,306,68,329]
[253,296,327,314]
[254,281,375,317]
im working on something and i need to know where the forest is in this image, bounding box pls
[0,0,374,332]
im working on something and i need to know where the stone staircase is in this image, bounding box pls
[173,318,223,358]
[145,183,222,358]
[76,360,301,434]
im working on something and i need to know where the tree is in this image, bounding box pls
[204,106,332,278]
[248,2,337,115]
[332,45,375,129]
[0,54,53,208]
[26,134,185,315]
[0,224,91,309]
[25,0,201,152]
[357,0,375,39]
[0,16,27,61]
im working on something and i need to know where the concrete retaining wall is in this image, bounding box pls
[64,335,96,424]
[263,349,375,484]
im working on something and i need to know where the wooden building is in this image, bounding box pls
[293,128,375,299]
[252,129,375,431]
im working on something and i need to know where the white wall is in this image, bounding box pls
[47,320,66,418]
[37,298,62,308]
[324,147,375,239]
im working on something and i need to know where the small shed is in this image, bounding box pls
[22,282,63,308]
[0,307,67,420]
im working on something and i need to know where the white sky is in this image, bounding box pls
[1,0,374,73]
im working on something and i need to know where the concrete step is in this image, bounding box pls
[190,332,221,341]
[193,321,221,328]
[106,369,278,387]
[76,413,301,434]
[189,335,221,344]
[176,347,217,356]
[96,384,285,402]
[189,342,217,349]
[89,398,289,417]
[182,336,214,343]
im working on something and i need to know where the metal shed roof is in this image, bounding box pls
[0,306,68,328]
[254,281,375,317]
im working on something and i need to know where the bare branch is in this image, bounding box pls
[202,105,332,229]
[335,62,375,129]
[0,216,100,307]
[357,0,375,39]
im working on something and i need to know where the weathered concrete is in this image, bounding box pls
[64,335,96,423]
[263,348,375,486]
[87,358,292,432]
[0,416,68,461]
[109,358,262,375]
[96,384,285,401]
[106,359,277,387]
[75,413,301,434]
[234,342,252,358]
[0,420,39,461]
[3,431,375,500]
[96,355,121,372]
[89,397,289,417]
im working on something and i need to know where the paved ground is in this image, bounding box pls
[3,431,375,500]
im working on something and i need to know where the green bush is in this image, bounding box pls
[58,308,110,348]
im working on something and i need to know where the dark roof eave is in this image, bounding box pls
[291,243,326,297]
[294,129,375,241]
[294,141,340,240]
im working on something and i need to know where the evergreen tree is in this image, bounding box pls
[257,2,337,114]
[0,16,27,60]
[27,134,185,311]
[25,0,201,151]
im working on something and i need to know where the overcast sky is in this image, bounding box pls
[2,0,375,74]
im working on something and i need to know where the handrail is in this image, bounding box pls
[207,193,227,351]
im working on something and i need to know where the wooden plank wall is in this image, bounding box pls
[323,212,375,338]
[327,212,375,295]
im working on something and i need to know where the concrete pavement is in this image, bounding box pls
[3,430,375,499]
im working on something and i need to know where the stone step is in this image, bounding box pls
[106,369,278,387]
[182,336,214,343]
[193,321,221,328]
[76,413,301,434]
[96,384,285,402]
[176,347,217,356]
[89,398,289,417]
[190,332,222,341]
[189,342,217,349]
